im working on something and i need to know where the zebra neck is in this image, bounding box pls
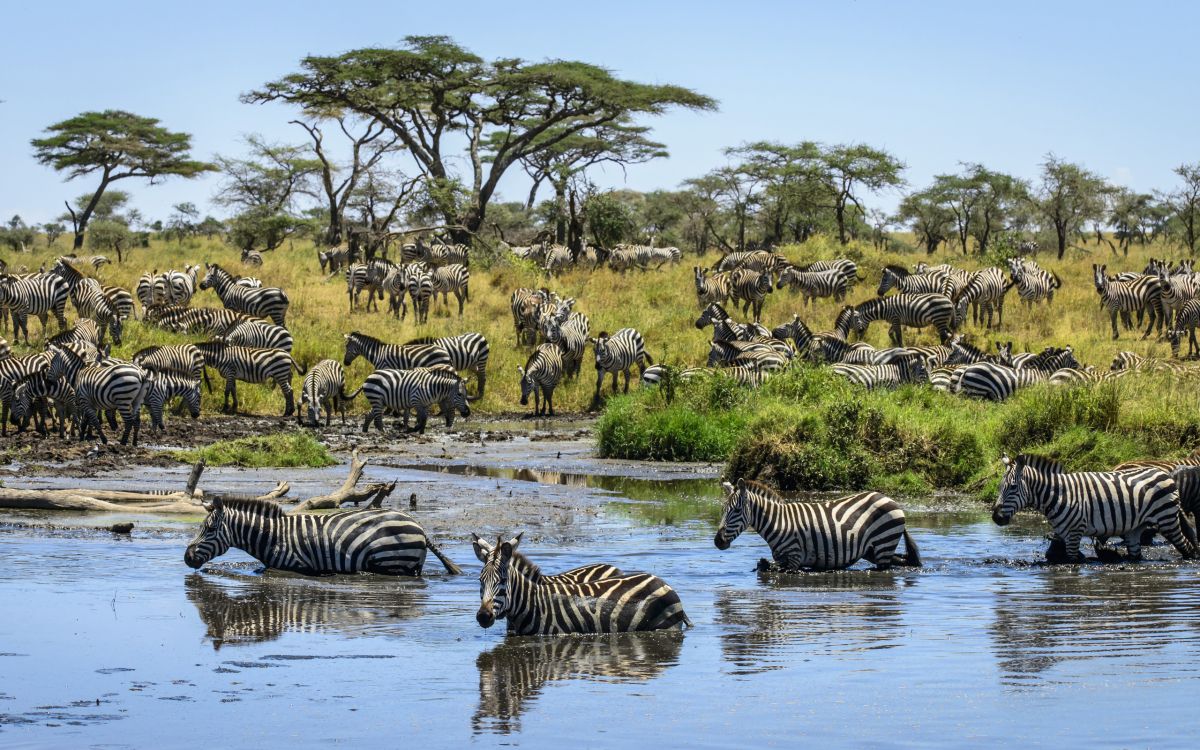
[503,558,543,630]
[743,492,776,535]
[226,508,289,566]
[1023,469,1061,511]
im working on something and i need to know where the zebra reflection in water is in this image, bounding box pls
[184,573,427,649]
[473,633,683,735]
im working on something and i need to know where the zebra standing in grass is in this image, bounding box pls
[876,265,950,297]
[163,267,199,306]
[1167,298,1200,358]
[194,342,305,416]
[406,264,435,323]
[349,367,470,434]
[714,479,922,571]
[144,373,201,431]
[475,533,691,635]
[729,268,773,322]
[418,240,470,267]
[693,267,733,308]
[299,359,351,428]
[993,454,1196,563]
[1007,257,1061,307]
[544,245,573,275]
[510,288,546,345]
[402,332,489,399]
[431,264,470,316]
[851,293,956,346]
[588,328,652,409]
[541,300,590,379]
[241,249,264,267]
[832,354,929,390]
[71,279,123,345]
[200,264,289,327]
[518,344,564,417]
[775,267,849,306]
[0,273,68,343]
[346,262,382,312]
[217,319,293,352]
[184,496,462,576]
[1092,263,1163,339]
[1154,266,1197,324]
[954,267,1011,328]
[342,332,453,372]
[318,246,350,274]
[72,362,151,445]
[136,271,156,310]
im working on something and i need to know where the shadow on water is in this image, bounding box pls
[989,568,1200,688]
[716,573,910,675]
[472,632,684,735]
[185,571,429,649]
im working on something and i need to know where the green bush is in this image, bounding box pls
[170,432,337,468]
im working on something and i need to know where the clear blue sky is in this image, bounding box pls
[2,0,1196,225]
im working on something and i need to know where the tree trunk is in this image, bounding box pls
[835,203,848,244]
[554,182,567,245]
[1056,225,1068,259]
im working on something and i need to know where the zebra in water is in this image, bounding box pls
[693,267,733,308]
[851,293,956,346]
[349,366,470,434]
[876,265,950,297]
[954,267,1011,329]
[144,373,202,431]
[200,264,289,327]
[216,319,293,352]
[0,273,69,343]
[184,496,462,576]
[194,342,306,416]
[405,332,490,400]
[832,354,929,390]
[342,332,453,372]
[729,268,773,322]
[1092,263,1163,339]
[993,454,1195,563]
[541,301,590,379]
[72,363,151,445]
[775,267,849,306]
[518,344,564,417]
[431,264,470,316]
[299,359,351,427]
[714,479,921,571]
[475,533,691,635]
[588,328,653,409]
[1007,257,1061,307]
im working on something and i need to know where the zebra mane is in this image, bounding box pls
[347,331,384,346]
[506,551,544,584]
[217,497,284,518]
[737,478,783,501]
[882,264,910,278]
[1014,454,1063,474]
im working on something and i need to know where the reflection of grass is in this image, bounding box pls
[170,431,336,468]
[610,483,724,527]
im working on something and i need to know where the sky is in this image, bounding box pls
[1,0,1197,226]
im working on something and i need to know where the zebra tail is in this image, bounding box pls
[292,357,308,376]
[342,384,364,400]
[903,529,922,567]
[201,366,213,394]
[424,534,463,575]
[1051,271,1063,289]
[643,350,654,366]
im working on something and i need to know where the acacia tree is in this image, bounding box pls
[244,35,715,244]
[728,141,827,245]
[897,187,953,254]
[1166,163,1200,253]
[822,144,905,244]
[684,167,761,252]
[1032,154,1109,259]
[31,110,214,249]
[965,165,1028,256]
[214,136,321,252]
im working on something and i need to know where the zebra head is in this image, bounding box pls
[198,263,219,290]
[714,479,751,550]
[517,366,534,406]
[342,333,363,366]
[992,454,1030,526]
[181,378,202,419]
[475,533,522,628]
[694,303,725,330]
[441,377,471,426]
[1091,264,1107,293]
[184,497,231,569]
[877,265,906,296]
[833,306,865,339]
[9,381,35,430]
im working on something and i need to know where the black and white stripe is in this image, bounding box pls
[350,367,470,434]
[832,354,929,390]
[431,264,470,316]
[217,319,294,352]
[299,359,350,428]
[144,372,202,431]
[693,267,733,308]
[588,328,652,408]
[0,273,69,343]
[850,293,956,346]
[200,263,289,327]
[194,341,305,416]
[729,268,773,322]
[342,331,453,372]
[72,363,151,446]
[404,333,489,400]
[1007,257,1061,307]
[540,299,590,379]
[776,267,850,305]
[1092,263,1163,340]
[954,267,1011,328]
[518,344,564,417]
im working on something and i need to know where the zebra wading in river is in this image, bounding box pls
[184,497,462,576]
[714,479,922,571]
[993,454,1196,563]
[474,533,691,635]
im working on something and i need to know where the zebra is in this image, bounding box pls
[48,318,102,350]
[544,245,573,275]
[10,373,76,437]
[1011,346,1081,372]
[0,351,54,436]
[0,336,10,361]
[802,259,859,288]
[1110,351,1198,375]
[775,267,849,306]
[694,267,733,308]
[200,263,289,327]
[346,262,382,312]
[431,264,470,316]
[588,328,652,409]
[954,267,1011,328]
[945,339,1014,367]
[241,248,264,267]
[318,246,349,274]
[184,496,462,576]
[144,372,202,431]
[349,367,470,434]
[406,264,435,323]
[1167,466,1200,543]
[342,332,453,372]
[708,340,790,370]
[194,342,306,416]
[993,454,1195,563]
[852,293,956,346]
[0,273,69,343]
[1047,366,1128,386]
[136,271,156,310]
[714,479,921,571]
[1154,266,1198,324]
[132,344,209,391]
[770,314,814,356]
[953,362,1048,401]
[69,278,123,345]
[102,284,135,322]
[1167,298,1200,358]
[694,302,760,342]
[145,305,256,336]
[511,288,552,345]
[1092,263,1163,340]
[161,267,199,306]
[541,300,590,379]
[475,533,691,635]
[1007,257,1061,307]
[415,239,469,267]
[216,319,293,352]
[876,265,950,297]
[405,332,489,399]
[72,363,151,445]
[729,267,773,322]
[805,334,877,365]
[832,354,929,390]
[299,359,351,428]
[518,344,564,417]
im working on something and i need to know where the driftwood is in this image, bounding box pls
[290,450,397,512]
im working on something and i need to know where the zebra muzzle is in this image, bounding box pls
[991,508,1011,526]
[714,532,730,550]
[476,603,495,628]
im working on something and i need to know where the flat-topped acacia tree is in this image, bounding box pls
[244,35,716,245]
[31,110,215,250]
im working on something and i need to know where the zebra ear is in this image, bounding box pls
[736,478,747,490]
[1001,454,1011,467]
[471,533,492,562]
[500,532,523,556]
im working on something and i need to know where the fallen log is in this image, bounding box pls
[290,450,397,512]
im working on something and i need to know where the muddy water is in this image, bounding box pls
[1,434,1199,747]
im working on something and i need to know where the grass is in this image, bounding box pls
[170,431,337,468]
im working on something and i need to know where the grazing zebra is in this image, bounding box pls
[200,263,289,327]
[144,373,202,431]
[11,374,75,437]
[405,332,489,399]
[431,264,470,316]
[1092,263,1163,340]
[518,344,564,417]
[318,246,349,274]
[876,265,950,297]
[1167,298,1200,358]
[0,273,69,343]
[801,259,859,289]
[241,248,264,267]
[775,267,849,306]
[184,497,462,576]
[72,363,151,445]
[541,300,590,379]
[852,293,956,346]
[349,367,470,434]
[993,454,1195,563]
[0,351,54,436]
[832,354,929,390]
[770,314,813,356]
[729,267,773,322]
[953,362,1048,401]
[693,267,733,308]
[217,319,293,352]
[299,359,351,427]
[694,302,759,342]
[145,305,255,336]
[714,479,921,571]
[342,332,453,372]
[1007,257,1061,307]
[406,264,435,323]
[194,342,306,416]
[136,271,156,310]
[588,328,652,409]
[475,533,691,635]
[132,344,208,391]
[954,267,1011,329]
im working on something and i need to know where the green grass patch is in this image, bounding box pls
[170,431,337,468]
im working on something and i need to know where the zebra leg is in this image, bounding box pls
[119,407,137,446]
[545,385,555,417]
[590,369,604,411]
[1159,512,1197,559]
[610,370,619,394]
[412,407,429,434]
[361,407,376,433]
[280,380,295,417]
[1110,310,1120,340]
[1063,530,1085,563]
[623,368,631,394]
[457,292,465,317]
[106,409,118,431]
[1121,530,1144,562]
